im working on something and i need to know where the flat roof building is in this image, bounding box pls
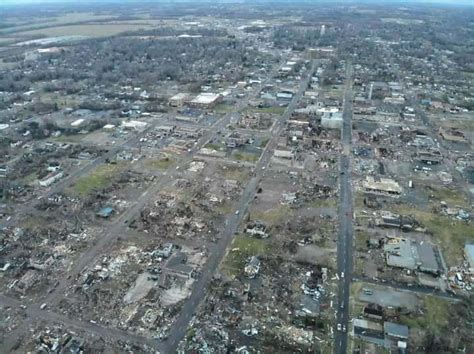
[321,111,343,130]
[121,120,147,131]
[71,118,85,127]
[274,149,294,159]
[465,244,474,273]
[169,93,192,107]
[363,176,402,197]
[353,319,385,347]
[189,93,222,108]
[384,237,445,275]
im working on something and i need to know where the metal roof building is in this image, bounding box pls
[465,244,474,272]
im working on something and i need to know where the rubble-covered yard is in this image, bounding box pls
[55,239,207,339]
[184,261,334,353]
[4,321,155,353]
[137,159,252,242]
[182,157,340,352]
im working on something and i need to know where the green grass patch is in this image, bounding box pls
[350,282,363,298]
[354,191,366,209]
[351,303,364,318]
[400,296,450,335]
[222,234,269,277]
[393,205,474,265]
[21,171,39,185]
[204,143,223,151]
[51,134,84,143]
[214,103,235,113]
[69,162,127,197]
[259,138,270,148]
[233,151,259,163]
[304,197,337,209]
[215,201,233,215]
[251,205,292,226]
[220,165,249,182]
[424,186,469,207]
[247,106,285,115]
[355,230,370,251]
[144,157,175,170]
[354,257,365,274]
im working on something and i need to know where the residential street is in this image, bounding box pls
[335,63,354,354]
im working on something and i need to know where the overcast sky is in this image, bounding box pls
[1,0,473,6]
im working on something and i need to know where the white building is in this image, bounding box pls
[39,171,64,187]
[321,112,343,129]
[169,93,192,107]
[189,93,222,108]
[121,120,147,131]
[71,118,85,127]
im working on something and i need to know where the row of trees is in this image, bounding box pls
[1,35,265,94]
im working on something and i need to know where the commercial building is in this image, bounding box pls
[383,237,445,275]
[308,47,335,58]
[189,93,222,108]
[169,93,192,107]
[384,322,409,350]
[362,176,402,197]
[274,149,294,159]
[0,166,8,178]
[353,319,409,350]
[39,171,64,187]
[321,111,343,129]
[121,120,148,131]
[439,127,466,143]
[277,92,293,101]
[353,319,385,347]
[465,244,474,273]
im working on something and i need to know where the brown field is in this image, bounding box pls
[18,23,154,38]
[0,13,118,35]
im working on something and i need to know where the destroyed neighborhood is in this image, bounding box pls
[0,1,473,354]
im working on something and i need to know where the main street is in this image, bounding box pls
[335,62,354,354]
[42,58,286,308]
[162,60,318,352]
[0,56,296,352]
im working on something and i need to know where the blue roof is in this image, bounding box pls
[97,207,114,217]
[465,244,474,263]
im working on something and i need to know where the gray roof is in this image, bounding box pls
[465,244,474,265]
[384,322,409,339]
[384,238,444,274]
[417,243,443,273]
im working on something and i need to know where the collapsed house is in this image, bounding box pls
[244,221,269,239]
[244,256,260,278]
[374,211,419,231]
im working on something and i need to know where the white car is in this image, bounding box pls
[341,272,345,279]
[342,325,347,332]
[337,323,342,331]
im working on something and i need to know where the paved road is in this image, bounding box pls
[335,63,353,354]
[2,57,289,230]
[40,57,288,306]
[353,276,462,301]
[161,60,318,352]
[1,124,158,229]
[0,57,289,352]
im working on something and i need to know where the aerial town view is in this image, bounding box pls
[0,0,472,353]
